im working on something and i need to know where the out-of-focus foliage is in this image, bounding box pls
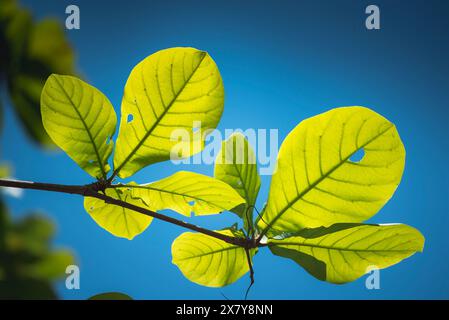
[0,0,77,146]
[0,163,10,178]
[0,166,74,299]
[0,0,77,299]
[0,201,75,299]
[88,292,133,300]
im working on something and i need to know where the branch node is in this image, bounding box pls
[84,178,111,195]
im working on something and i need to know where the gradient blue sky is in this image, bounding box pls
[2,0,449,299]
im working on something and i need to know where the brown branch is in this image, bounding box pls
[0,178,249,247]
[0,179,88,195]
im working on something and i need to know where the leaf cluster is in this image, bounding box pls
[39,47,424,288]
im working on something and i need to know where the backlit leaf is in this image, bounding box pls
[129,171,245,217]
[84,188,152,240]
[257,106,405,236]
[172,229,255,287]
[269,223,424,283]
[41,74,117,178]
[113,47,224,178]
[214,133,260,231]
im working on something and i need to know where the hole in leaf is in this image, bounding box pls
[88,160,95,164]
[237,180,242,186]
[127,114,134,123]
[349,148,365,163]
[188,201,195,206]
[192,127,200,133]
[106,136,111,144]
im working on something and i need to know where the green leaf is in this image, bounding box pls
[128,171,245,217]
[84,188,152,240]
[113,47,225,178]
[269,223,424,284]
[257,106,405,236]
[41,74,117,178]
[214,133,261,231]
[172,229,255,287]
[88,292,132,300]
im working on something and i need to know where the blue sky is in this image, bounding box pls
[2,0,449,299]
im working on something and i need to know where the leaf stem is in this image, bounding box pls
[244,247,255,300]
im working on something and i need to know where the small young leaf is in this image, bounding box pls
[257,106,405,236]
[214,133,261,231]
[128,171,245,217]
[41,74,117,179]
[172,229,256,287]
[84,188,152,240]
[113,47,225,178]
[269,223,424,284]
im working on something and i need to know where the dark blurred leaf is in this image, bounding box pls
[0,0,32,72]
[7,73,54,146]
[28,19,75,75]
[23,249,74,280]
[0,100,3,133]
[0,0,17,19]
[89,292,133,300]
[7,213,55,255]
[0,198,9,243]
[0,0,77,147]
[0,1,78,299]
[0,277,56,299]
[0,211,75,299]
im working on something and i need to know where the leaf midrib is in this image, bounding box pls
[261,124,394,237]
[270,241,417,253]
[121,182,242,211]
[113,52,207,177]
[174,245,241,261]
[53,76,106,179]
